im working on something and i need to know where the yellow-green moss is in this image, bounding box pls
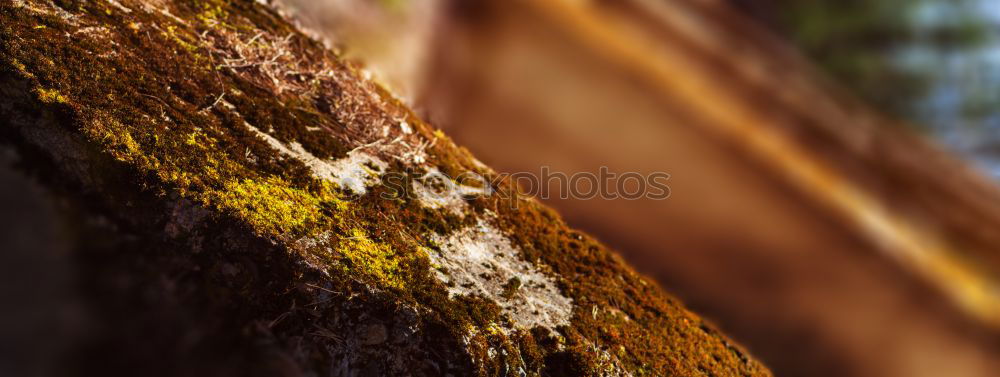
[213,177,323,235]
[34,87,67,104]
[336,227,410,289]
[8,57,33,78]
[84,117,146,165]
[196,2,230,27]
[162,24,202,54]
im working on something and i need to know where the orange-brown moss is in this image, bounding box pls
[0,1,769,376]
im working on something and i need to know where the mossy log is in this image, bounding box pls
[0,0,769,376]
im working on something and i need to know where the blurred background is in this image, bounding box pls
[270,0,1000,376]
[732,0,1000,178]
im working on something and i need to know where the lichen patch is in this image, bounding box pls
[245,122,386,195]
[429,218,573,330]
[318,149,387,195]
[412,167,491,216]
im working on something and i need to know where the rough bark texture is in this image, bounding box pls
[0,1,769,376]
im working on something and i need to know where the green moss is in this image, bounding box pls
[195,2,230,27]
[212,177,323,235]
[8,57,34,78]
[84,116,145,164]
[162,24,201,53]
[34,87,68,104]
[336,227,409,289]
